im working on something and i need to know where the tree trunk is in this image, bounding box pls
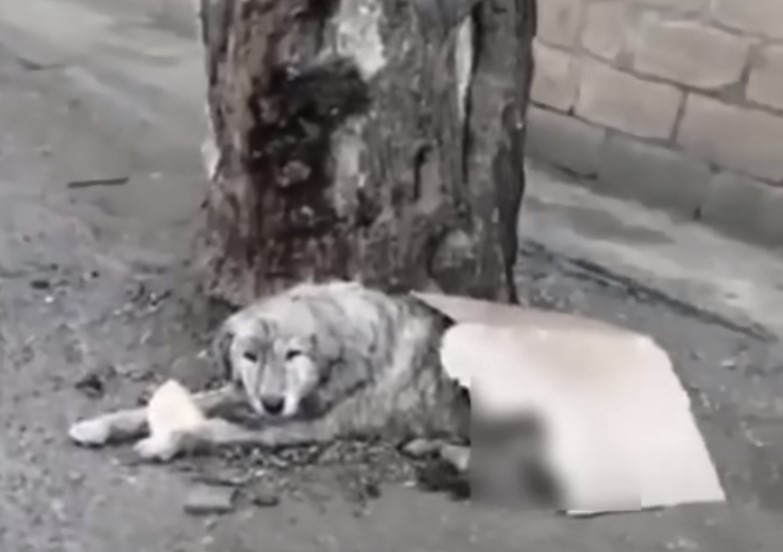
[197,0,536,306]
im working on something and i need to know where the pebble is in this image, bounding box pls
[73,372,105,399]
[251,489,281,508]
[30,278,51,290]
[183,484,237,516]
[67,472,85,485]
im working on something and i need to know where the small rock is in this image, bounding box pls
[184,484,237,516]
[30,279,51,290]
[73,372,105,399]
[363,481,381,499]
[67,472,85,485]
[250,489,281,508]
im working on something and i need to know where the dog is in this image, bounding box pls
[68,281,471,463]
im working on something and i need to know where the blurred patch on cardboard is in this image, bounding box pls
[470,410,560,509]
[413,292,726,515]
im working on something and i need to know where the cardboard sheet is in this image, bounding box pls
[413,292,725,515]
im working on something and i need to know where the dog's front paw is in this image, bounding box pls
[133,434,182,462]
[439,444,470,473]
[69,418,112,446]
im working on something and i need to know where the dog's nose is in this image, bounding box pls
[260,395,284,415]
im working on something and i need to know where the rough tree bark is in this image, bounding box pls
[197,0,536,306]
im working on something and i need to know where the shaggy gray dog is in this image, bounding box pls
[68,281,470,462]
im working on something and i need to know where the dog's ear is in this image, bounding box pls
[212,322,235,381]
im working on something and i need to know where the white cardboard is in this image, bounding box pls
[414,292,726,515]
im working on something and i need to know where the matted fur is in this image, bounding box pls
[68,281,470,461]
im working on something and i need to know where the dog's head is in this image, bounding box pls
[213,298,341,419]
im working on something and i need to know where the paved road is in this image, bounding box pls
[0,1,781,550]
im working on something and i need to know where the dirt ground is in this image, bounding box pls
[0,4,782,551]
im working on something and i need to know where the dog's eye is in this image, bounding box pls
[243,351,258,362]
[285,350,303,361]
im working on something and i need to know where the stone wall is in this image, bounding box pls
[527,0,783,247]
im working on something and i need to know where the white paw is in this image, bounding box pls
[133,434,181,462]
[440,444,470,473]
[69,418,112,446]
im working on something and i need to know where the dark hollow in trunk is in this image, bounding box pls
[198,0,536,306]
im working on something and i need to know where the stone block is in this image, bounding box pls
[748,45,783,112]
[575,61,682,139]
[626,0,705,12]
[599,136,710,215]
[701,172,783,246]
[581,1,632,62]
[531,43,579,111]
[526,107,606,177]
[538,0,583,48]
[711,0,783,41]
[634,17,750,89]
[184,485,237,516]
[677,95,783,182]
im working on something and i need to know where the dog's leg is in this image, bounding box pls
[69,384,245,447]
[133,417,338,461]
[135,418,474,467]
[206,418,334,448]
[439,443,470,472]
